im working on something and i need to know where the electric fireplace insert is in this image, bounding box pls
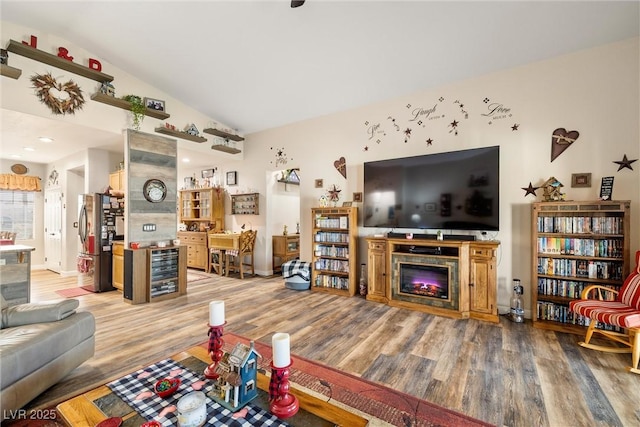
[399,262,450,301]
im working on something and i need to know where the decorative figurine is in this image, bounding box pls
[541,177,565,201]
[185,123,199,136]
[210,341,262,411]
[283,225,288,236]
[99,81,116,97]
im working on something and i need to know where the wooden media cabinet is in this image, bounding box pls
[366,236,500,322]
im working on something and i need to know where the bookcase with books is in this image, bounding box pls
[311,207,358,296]
[531,200,630,334]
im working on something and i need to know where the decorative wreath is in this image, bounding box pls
[31,73,85,115]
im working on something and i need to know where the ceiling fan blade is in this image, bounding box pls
[291,0,305,8]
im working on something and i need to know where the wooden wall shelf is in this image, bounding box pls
[6,39,114,82]
[1,64,22,79]
[91,93,170,120]
[277,179,299,186]
[155,127,207,143]
[203,128,245,142]
[211,145,241,154]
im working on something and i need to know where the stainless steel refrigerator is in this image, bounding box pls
[78,193,123,292]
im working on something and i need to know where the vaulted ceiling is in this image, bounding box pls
[1,1,638,165]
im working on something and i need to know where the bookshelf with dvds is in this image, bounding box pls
[531,200,630,334]
[311,207,358,296]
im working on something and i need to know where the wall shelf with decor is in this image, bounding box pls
[6,39,114,82]
[90,93,170,120]
[311,207,358,297]
[1,64,22,79]
[211,144,241,154]
[155,127,207,143]
[230,193,259,215]
[203,128,245,141]
[531,200,630,335]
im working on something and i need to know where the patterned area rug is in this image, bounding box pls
[223,333,492,427]
[187,270,213,283]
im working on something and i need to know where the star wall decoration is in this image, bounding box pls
[613,154,637,171]
[327,184,341,203]
[426,138,433,146]
[522,182,540,197]
[511,123,519,131]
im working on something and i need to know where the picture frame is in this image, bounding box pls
[201,168,215,179]
[226,171,237,186]
[342,201,353,207]
[353,192,363,203]
[571,173,591,188]
[143,97,165,112]
[315,179,324,188]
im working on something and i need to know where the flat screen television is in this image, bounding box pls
[363,146,499,231]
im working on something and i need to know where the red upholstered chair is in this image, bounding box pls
[569,250,640,375]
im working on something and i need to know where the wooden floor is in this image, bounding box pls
[20,269,640,427]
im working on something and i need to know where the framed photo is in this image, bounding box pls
[342,201,353,207]
[571,173,591,188]
[226,171,237,186]
[353,192,363,203]
[315,179,324,188]
[201,168,215,179]
[143,97,165,112]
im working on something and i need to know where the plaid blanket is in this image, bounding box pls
[281,260,311,281]
[107,358,287,426]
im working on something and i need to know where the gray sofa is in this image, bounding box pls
[0,298,95,418]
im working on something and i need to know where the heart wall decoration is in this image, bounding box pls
[550,128,579,162]
[31,73,85,115]
[334,156,347,179]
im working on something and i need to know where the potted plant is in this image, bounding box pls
[121,94,145,130]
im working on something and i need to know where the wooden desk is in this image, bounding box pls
[56,345,367,427]
[207,233,240,275]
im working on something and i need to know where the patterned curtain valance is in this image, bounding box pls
[0,174,42,191]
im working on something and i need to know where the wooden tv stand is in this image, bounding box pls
[365,237,500,323]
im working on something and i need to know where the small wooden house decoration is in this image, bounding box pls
[185,123,199,136]
[211,341,261,411]
[99,81,115,97]
[542,176,565,201]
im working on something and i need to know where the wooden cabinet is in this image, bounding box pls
[366,238,387,303]
[272,235,300,273]
[469,244,498,322]
[531,200,630,334]
[112,242,124,291]
[123,246,186,304]
[364,237,499,322]
[109,170,125,192]
[311,207,358,296]
[179,188,225,269]
[231,193,259,215]
[177,231,208,270]
[179,188,225,232]
[0,245,35,306]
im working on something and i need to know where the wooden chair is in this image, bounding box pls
[225,230,257,279]
[569,250,640,375]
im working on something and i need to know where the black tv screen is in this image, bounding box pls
[363,146,499,231]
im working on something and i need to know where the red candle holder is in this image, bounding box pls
[269,360,299,419]
[204,322,225,379]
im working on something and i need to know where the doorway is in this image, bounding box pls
[44,188,62,273]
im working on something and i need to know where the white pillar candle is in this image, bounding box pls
[272,332,291,368]
[209,301,225,326]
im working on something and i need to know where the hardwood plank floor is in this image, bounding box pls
[18,269,640,426]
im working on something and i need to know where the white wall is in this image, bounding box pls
[243,37,640,316]
[1,20,638,316]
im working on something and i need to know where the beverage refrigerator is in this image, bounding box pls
[77,193,123,292]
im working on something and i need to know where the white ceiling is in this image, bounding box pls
[1,1,638,166]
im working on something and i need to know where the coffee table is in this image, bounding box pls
[56,345,368,426]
